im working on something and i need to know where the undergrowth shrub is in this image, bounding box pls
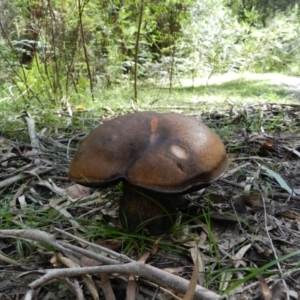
[240,7,300,74]
[0,0,299,110]
[179,0,244,76]
[178,1,300,77]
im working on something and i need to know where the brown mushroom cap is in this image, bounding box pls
[69,111,228,193]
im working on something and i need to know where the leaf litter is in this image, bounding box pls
[0,103,300,299]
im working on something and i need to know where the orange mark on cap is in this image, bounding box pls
[150,117,159,144]
[111,134,118,141]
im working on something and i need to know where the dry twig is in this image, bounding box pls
[0,229,225,300]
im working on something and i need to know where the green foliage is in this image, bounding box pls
[225,0,264,27]
[0,0,192,107]
[239,8,300,73]
[223,250,300,294]
[179,1,300,76]
[180,0,243,76]
[0,0,299,110]
[226,0,299,27]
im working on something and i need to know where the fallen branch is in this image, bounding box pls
[28,263,224,300]
[24,112,42,164]
[0,229,119,265]
[0,229,225,300]
[0,166,54,189]
[54,227,133,263]
[37,133,72,150]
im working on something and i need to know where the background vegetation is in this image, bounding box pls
[0,0,299,115]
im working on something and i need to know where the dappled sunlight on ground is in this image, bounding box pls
[141,72,300,111]
[179,72,300,88]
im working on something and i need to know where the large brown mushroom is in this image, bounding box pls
[69,111,228,234]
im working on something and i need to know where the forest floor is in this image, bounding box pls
[0,72,300,300]
[204,72,300,100]
[174,72,300,105]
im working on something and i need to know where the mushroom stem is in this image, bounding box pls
[119,182,178,235]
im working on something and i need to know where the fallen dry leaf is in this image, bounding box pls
[67,184,91,199]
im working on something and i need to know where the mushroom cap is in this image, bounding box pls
[69,112,228,193]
